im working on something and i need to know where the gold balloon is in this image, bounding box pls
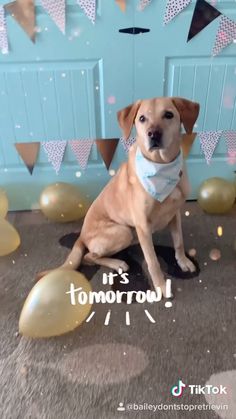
[19,269,92,338]
[198,177,235,214]
[40,182,89,223]
[0,188,9,218]
[0,218,20,256]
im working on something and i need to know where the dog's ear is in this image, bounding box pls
[171,97,200,134]
[117,100,141,140]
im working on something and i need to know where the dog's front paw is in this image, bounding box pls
[115,260,129,273]
[177,255,196,273]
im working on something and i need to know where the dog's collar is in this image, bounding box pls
[135,147,183,202]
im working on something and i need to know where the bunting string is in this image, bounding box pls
[1,0,236,57]
[13,132,236,175]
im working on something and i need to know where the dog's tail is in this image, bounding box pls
[60,236,86,271]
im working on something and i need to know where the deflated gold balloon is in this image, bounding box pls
[40,182,89,223]
[19,269,92,338]
[0,188,9,218]
[0,218,20,256]
[198,177,235,214]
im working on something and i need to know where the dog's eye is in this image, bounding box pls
[139,115,146,123]
[164,111,174,119]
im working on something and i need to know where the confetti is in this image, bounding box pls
[188,248,196,257]
[107,96,116,105]
[209,248,221,261]
[217,226,223,237]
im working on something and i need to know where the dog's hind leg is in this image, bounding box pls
[83,224,134,272]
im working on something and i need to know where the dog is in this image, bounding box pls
[38,97,199,298]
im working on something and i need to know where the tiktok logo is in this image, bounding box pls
[171,380,187,398]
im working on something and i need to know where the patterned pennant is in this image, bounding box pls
[115,0,126,12]
[120,137,136,153]
[164,0,191,25]
[227,150,236,165]
[5,0,35,42]
[77,0,96,24]
[224,131,236,165]
[0,5,9,54]
[212,15,236,57]
[41,0,65,34]
[188,0,221,42]
[181,133,197,159]
[138,0,152,12]
[68,139,94,170]
[15,142,40,174]
[199,131,222,165]
[42,141,67,174]
[96,138,119,170]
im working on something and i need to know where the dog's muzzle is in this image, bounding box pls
[148,130,163,150]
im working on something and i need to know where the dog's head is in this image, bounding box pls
[117,97,199,160]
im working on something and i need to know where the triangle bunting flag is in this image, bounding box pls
[96,138,119,170]
[15,142,40,174]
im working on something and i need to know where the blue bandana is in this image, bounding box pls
[135,147,183,202]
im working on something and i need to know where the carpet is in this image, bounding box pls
[0,204,236,419]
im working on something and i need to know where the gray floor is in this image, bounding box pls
[0,203,236,419]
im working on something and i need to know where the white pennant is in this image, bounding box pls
[120,137,136,153]
[212,15,236,56]
[199,131,222,165]
[164,0,191,25]
[42,141,67,174]
[224,131,236,165]
[77,0,96,24]
[0,6,8,54]
[41,0,66,34]
[68,139,94,170]
[138,0,152,11]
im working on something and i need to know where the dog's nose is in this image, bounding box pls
[148,130,162,140]
[148,130,163,150]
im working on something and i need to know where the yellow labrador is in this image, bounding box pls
[38,97,199,297]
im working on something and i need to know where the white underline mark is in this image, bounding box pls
[86,311,95,323]
[126,311,130,326]
[144,309,156,323]
[104,310,111,326]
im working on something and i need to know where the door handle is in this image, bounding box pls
[119,27,150,35]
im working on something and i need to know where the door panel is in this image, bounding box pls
[0,0,134,210]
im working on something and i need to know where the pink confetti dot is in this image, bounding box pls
[227,151,236,165]
[209,248,221,261]
[188,248,197,257]
[107,96,116,105]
